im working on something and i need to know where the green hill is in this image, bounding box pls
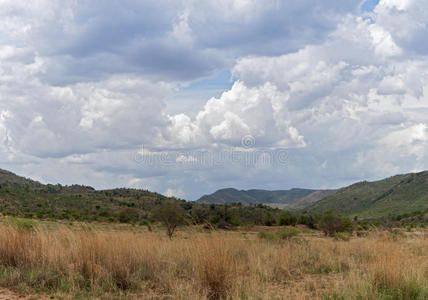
[197,187,336,207]
[271,190,338,210]
[0,168,283,226]
[0,169,43,187]
[0,170,173,222]
[304,171,428,218]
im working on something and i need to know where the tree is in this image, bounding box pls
[190,205,210,224]
[153,201,185,239]
[118,207,140,223]
[316,210,353,236]
[278,211,298,226]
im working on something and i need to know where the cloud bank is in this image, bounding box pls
[1,0,428,199]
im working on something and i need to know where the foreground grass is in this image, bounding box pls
[1,220,428,299]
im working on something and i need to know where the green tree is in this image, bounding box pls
[278,211,298,226]
[316,210,353,236]
[153,202,185,239]
[118,207,140,223]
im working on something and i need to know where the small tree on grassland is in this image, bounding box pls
[278,211,298,226]
[153,201,185,239]
[316,210,353,236]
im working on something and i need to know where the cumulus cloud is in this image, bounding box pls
[2,0,428,200]
[374,0,428,55]
[167,81,305,149]
[0,0,362,84]
[163,0,428,197]
[0,58,173,157]
[173,12,411,154]
[188,0,361,56]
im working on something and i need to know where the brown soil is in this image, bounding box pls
[0,289,51,300]
[0,289,24,300]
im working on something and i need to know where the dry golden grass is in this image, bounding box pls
[1,220,428,299]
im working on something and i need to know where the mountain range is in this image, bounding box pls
[197,188,337,210]
[0,168,283,225]
[198,171,428,219]
[2,167,428,220]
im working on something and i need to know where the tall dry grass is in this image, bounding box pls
[1,221,428,299]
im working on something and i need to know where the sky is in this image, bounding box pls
[2,0,428,200]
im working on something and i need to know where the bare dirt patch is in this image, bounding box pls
[0,289,51,300]
[0,289,24,300]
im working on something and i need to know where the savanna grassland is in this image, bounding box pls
[1,218,428,299]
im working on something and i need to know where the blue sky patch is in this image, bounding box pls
[362,0,380,12]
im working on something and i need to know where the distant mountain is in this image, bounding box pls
[9,166,428,222]
[197,188,337,208]
[0,168,283,226]
[304,171,428,218]
[274,189,338,210]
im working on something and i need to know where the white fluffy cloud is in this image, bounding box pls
[168,81,305,149]
[166,0,428,196]
[3,0,428,200]
[0,57,172,157]
[374,0,428,54]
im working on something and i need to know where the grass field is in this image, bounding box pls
[1,218,428,299]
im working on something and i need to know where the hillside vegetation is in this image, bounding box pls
[268,190,337,210]
[0,169,285,227]
[198,187,336,208]
[305,171,428,218]
[0,169,42,188]
[5,167,428,223]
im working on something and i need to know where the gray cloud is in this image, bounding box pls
[374,0,428,55]
[3,0,428,200]
[0,0,363,84]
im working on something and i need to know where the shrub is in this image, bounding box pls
[390,229,405,240]
[333,232,352,241]
[316,210,353,236]
[118,207,140,223]
[278,211,298,226]
[207,215,221,225]
[191,206,210,224]
[216,219,234,230]
[258,228,300,241]
[299,214,316,228]
[263,213,276,226]
[276,227,300,240]
[257,231,277,241]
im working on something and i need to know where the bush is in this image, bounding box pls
[258,228,300,241]
[299,215,316,228]
[216,219,234,230]
[263,213,276,226]
[390,229,405,240]
[316,210,353,236]
[276,227,300,240]
[278,211,298,226]
[333,232,352,241]
[257,231,277,241]
[117,207,140,223]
